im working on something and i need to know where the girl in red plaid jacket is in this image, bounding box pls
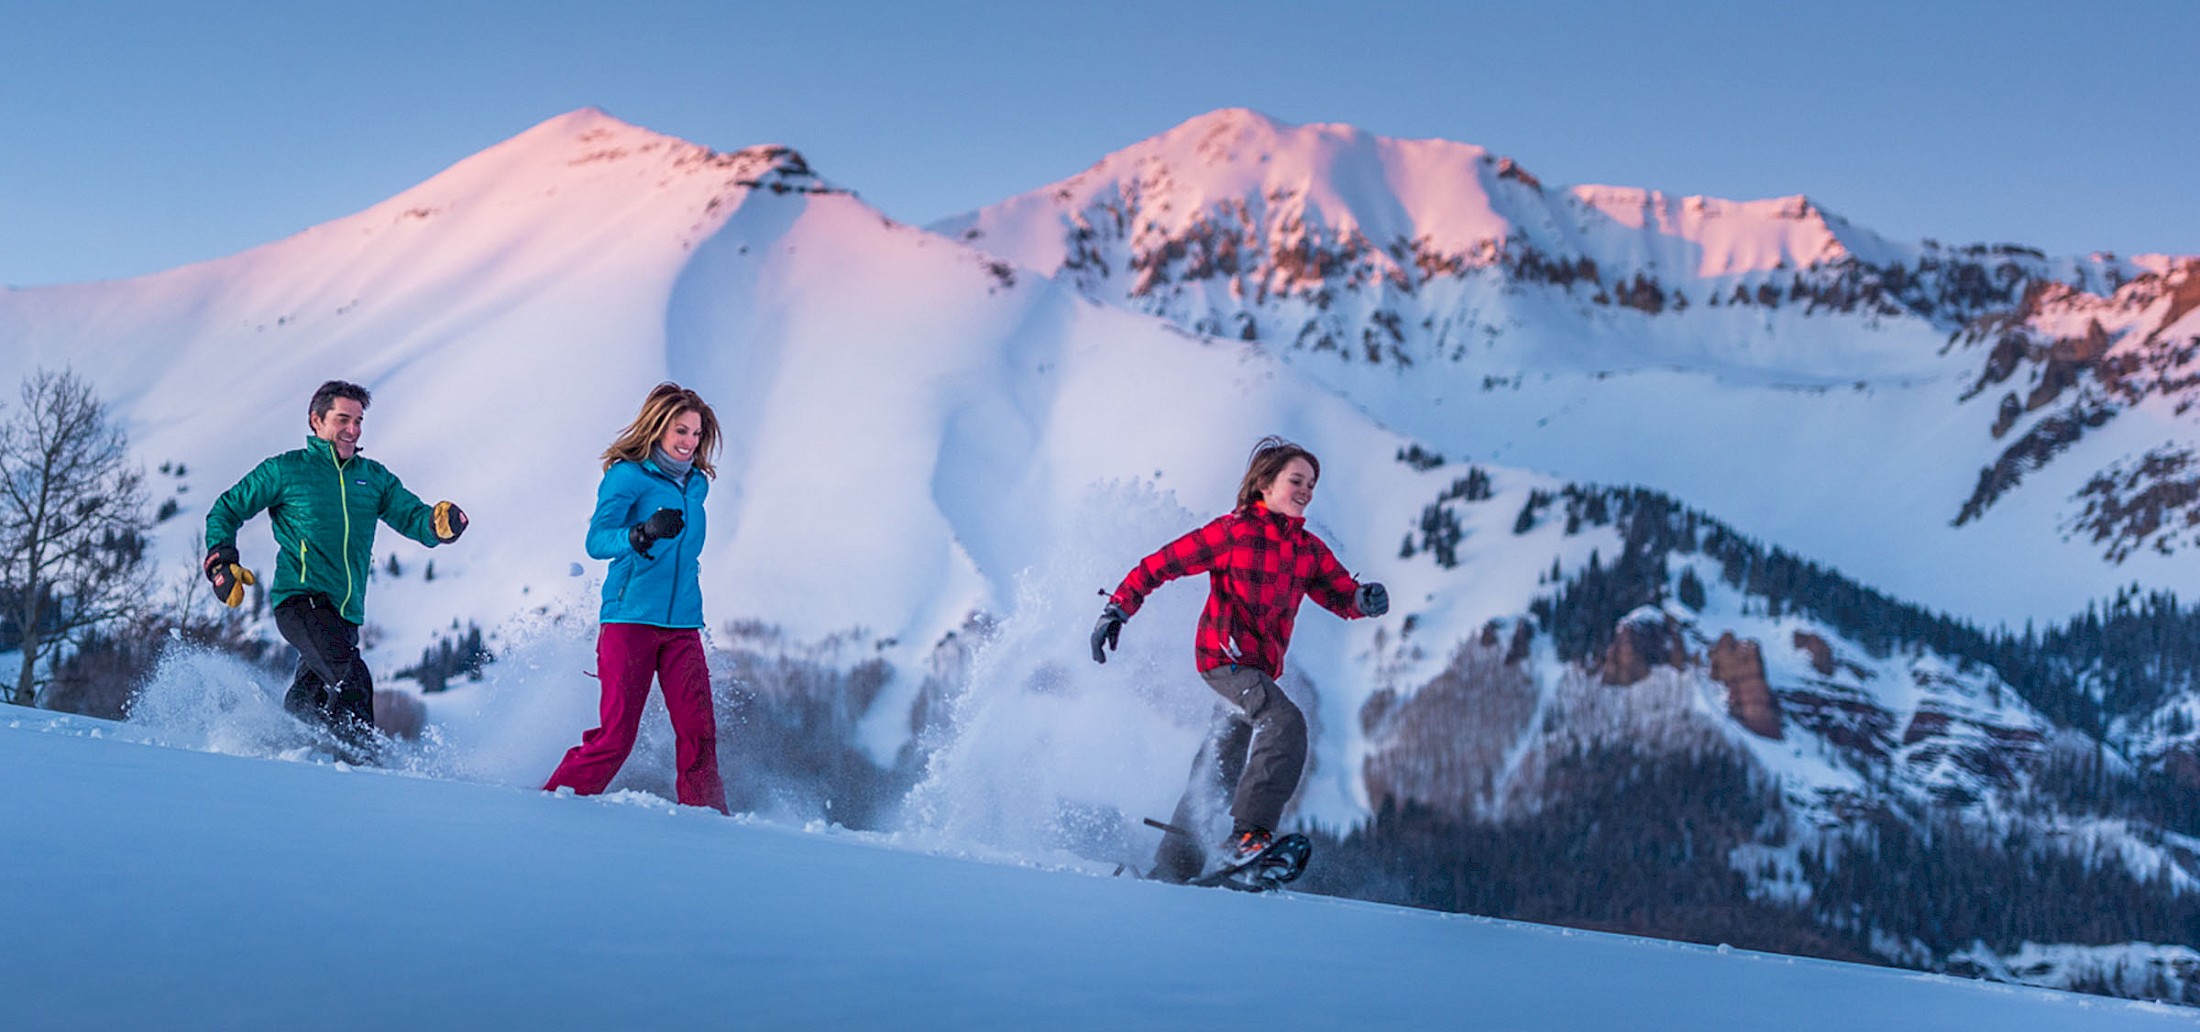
[1091,437,1388,881]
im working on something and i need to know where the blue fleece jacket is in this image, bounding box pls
[586,457,708,628]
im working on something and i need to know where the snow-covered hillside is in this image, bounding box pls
[6,714,2192,1032]
[0,108,1416,712]
[0,107,1479,830]
[5,108,2198,1006]
[937,107,2200,625]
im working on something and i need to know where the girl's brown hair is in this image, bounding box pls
[602,382,721,478]
[1235,435,1320,510]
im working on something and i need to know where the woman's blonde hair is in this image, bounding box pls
[602,382,721,478]
[1235,435,1320,510]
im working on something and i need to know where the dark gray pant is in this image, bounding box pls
[1150,665,1308,881]
[274,594,376,759]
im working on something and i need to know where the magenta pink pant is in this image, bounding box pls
[543,623,727,813]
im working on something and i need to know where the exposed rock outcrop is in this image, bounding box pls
[2068,445,2200,562]
[1601,611,1688,686]
[1792,630,1836,676]
[1898,705,2044,798]
[1481,616,1535,666]
[1709,633,1783,739]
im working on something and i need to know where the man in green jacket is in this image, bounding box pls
[203,380,468,759]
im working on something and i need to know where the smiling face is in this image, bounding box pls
[310,397,365,460]
[656,409,703,464]
[1260,457,1317,518]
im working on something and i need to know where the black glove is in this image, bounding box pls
[433,501,468,543]
[1091,603,1127,664]
[203,544,257,609]
[629,507,685,558]
[1355,582,1389,618]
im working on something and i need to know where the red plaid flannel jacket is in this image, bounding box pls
[1109,502,1364,679]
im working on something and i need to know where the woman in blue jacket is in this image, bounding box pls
[544,383,728,813]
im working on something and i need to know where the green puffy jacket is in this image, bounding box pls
[205,435,446,624]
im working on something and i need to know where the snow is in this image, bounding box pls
[940,107,2197,629]
[0,111,2178,895]
[937,109,1928,286]
[0,107,2195,1007]
[4,715,2193,1031]
[1957,941,2200,1005]
[0,108,2176,821]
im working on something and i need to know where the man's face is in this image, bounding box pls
[311,397,364,460]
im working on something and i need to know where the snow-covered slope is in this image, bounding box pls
[937,108,2200,625]
[0,108,1394,685]
[0,108,844,657]
[0,108,1458,829]
[5,109,2196,1002]
[6,715,2191,1031]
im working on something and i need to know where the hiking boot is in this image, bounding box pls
[1222,827,1273,867]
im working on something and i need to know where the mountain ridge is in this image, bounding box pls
[3,107,2199,1005]
[938,107,2200,626]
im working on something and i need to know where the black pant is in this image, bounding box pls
[274,594,374,751]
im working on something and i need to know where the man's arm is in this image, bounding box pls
[204,457,285,552]
[376,471,457,547]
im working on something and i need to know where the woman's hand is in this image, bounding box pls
[628,507,685,558]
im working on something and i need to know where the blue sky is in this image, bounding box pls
[3,0,2194,286]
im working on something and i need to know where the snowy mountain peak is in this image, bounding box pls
[937,108,1938,295]
[0,105,887,666]
[375,107,843,219]
[1158,105,1302,157]
[7,109,2200,1011]
[926,109,2200,626]
[1562,185,1889,273]
[980,107,1512,272]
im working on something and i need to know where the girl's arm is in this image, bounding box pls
[1304,537,1367,619]
[1107,515,1233,616]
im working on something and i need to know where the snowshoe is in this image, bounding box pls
[1187,832,1312,893]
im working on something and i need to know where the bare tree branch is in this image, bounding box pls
[0,369,152,707]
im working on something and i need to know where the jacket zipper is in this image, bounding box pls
[331,448,355,618]
[664,473,691,625]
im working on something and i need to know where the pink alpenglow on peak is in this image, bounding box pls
[935,107,1937,292]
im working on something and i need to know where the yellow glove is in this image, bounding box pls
[203,545,257,608]
[433,501,468,543]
